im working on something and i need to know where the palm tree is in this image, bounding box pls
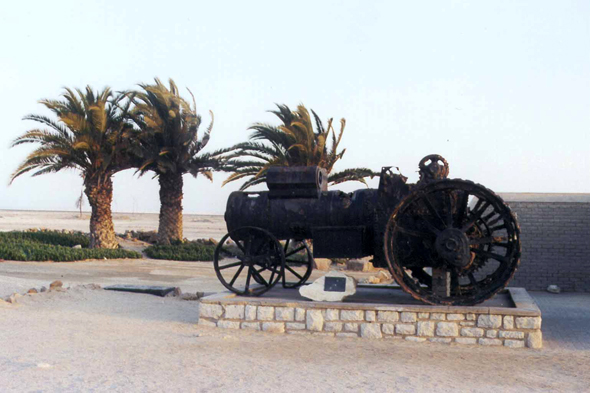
[11,87,133,248]
[128,78,221,245]
[223,104,377,190]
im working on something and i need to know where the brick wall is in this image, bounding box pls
[504,198,590,292]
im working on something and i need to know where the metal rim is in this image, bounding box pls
[214,226,284,296]
[281,239,313,288]
[384,179,521,306]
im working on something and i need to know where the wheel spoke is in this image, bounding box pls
[471,248,508,263]
[251,268,269,287]
[469,236,508,246]
[285,245,306,257]
[468,272,478,286]
[244,265,252,292]
[491,242,509,248]
[488,224,506,233]
[444,191,453,227]
[396,225,436,239]
[455,190,469,227]
[482,210,496,222]
[414,217,442,236]
[472,198,485,214]
[283,239,290,253]
[486,215,503,228]
[421,195,446,230]
[235,240,246,254]
[410,268,432,288]
[229,263,245,286]
[461,202,491,232]
[218,261,243,270]
[269,262,280,283]
[284,265,304,280]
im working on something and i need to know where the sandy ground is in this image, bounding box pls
[0,257,344,300]
[1,289,589,393]
[0,209,227,240]
[1,210,589,392]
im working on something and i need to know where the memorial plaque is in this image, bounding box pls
[324,277,346,292]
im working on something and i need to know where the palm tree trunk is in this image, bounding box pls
[157,172,184,245]
[84,176,118,249]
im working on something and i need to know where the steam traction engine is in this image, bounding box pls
[213,155,520,306]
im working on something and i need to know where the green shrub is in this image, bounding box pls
[0,231,141,262]
[145,242,217,261]
[0,231,90,247]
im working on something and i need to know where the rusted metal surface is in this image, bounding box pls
[217,155,521,306]
[417,154,449,184]
[266,166,327,198]
[384,179,521,306]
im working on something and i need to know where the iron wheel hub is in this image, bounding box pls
[435,228,471,268]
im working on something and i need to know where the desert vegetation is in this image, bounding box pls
[144,240,217,261]
[0,230,140,262]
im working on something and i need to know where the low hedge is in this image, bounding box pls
[144,242,217,261]
[0,231,91,247]
[0,231,141,262]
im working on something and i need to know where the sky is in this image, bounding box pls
[0,0,588,215]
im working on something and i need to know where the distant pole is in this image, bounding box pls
[76,189,84,219]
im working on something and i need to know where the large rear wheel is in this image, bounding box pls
[384,179,520,306]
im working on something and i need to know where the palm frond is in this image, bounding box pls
[238,176,266,191]
[225,103,363,190]
[127,78,214,178]
[10,85,134,185]
[328,168,378,186]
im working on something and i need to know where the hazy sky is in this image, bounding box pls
[1,0,588,215]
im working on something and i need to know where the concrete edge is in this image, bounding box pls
[507,288,541,314]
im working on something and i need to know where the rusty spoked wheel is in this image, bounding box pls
[384,179,520,306]
[214,226,283,296]
[281,239,313,288]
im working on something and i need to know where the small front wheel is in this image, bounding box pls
[214,227,283,296]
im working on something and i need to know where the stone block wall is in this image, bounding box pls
[198,290,543,349]
[503,199,590,292]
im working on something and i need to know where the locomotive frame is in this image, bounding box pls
[213,155,521,306]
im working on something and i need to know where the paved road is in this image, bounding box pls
[531,291,590,351]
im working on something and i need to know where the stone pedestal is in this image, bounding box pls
[198,287,543,349]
